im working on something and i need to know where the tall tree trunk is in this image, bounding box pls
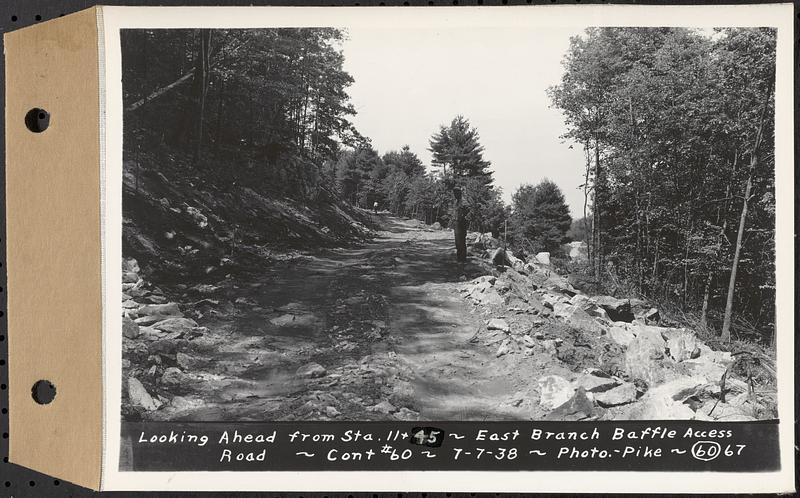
[454,190,467,263]
[721,78,773,342]
[682,219,694,310]
[583,141,592,266]
[213,74,225,153]
[700,151,737,329]
[192,29,212,166]
[593,137,602,282]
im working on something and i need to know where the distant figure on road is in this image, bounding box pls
[453,187,467,262]
[373,201,379,214]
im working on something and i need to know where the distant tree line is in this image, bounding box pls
[549,27,776,342]
[333,116,508,236]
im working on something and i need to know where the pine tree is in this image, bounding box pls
[382,145,425,177]
[429,116,493,186]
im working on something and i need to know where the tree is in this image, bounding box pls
[510,180,572,254]
[122,27,361,198]
[429,116,500,260]
[548,27,776,341]
[721,68,774,341]
[567,216,592,243]
[429,115,493,186]
[382,146,425,177]
[335,146,382,206]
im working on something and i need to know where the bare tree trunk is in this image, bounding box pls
[682,219,694,310]
[721,78,773,342]
[127,70,197,113]
[593,137,601,282]
[214,76,226,154]
[700,151,737,329]
[583,142,592,265]
[193,29,212,166]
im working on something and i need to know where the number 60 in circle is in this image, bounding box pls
[691,441,722,461]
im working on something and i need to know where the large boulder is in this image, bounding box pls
[491,247,510,266]
[148,339,179,356]
[128,377,159,411]
[122,272,140,284]
[624,333,667,386]
[573,373,618,393]
[593,296,634,322]
[607,323,636,347]
[270,313,318,328]
[368,400,397,414]
[296,362,327,378]
[495,339,512,357]
[122,257,140,274]
[681,347,732,384]
[535,252,551,266]
[462,276,504,307]
[594,382,638,407]
[152,317,199,335]
[661,328,699,362]
[505,249,523,268]
[632,324,669,350]
[136,303,182,325]
[545,274,577,297]
[562,306,605,335]
[161,367,187,386]
[176,352,202,370]
[544,387,597,421]
[623,377,706,420]
[568,294,609,321]
[642,308,660,324]
[538,375,575,410]
[394,407,420,421]
[122,316,140,339]
[487,318,511,332]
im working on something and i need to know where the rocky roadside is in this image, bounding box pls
[120,221,771,423]
[120,254,422,422]
[458,232,771,422]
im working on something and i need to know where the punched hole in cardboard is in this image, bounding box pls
[31,380,56,405]
[24,108,50,133]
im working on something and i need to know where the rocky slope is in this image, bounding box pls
[123,156,375,283]
[459,233,774,421]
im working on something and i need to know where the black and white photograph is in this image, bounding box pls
[118,19,780,430]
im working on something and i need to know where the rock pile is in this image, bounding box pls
[458,250,761,422]
[121,257,211,418]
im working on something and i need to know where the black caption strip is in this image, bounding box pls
[120,420,779,472]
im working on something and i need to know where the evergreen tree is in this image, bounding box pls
[429,116,493,186]
[510,180,572,254]
[382,145,425,177]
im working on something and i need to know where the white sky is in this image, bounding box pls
[341,26,587,217]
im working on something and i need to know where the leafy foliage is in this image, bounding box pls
[549,27,776,341]
[123,28,361,199]
[510,180,572,255]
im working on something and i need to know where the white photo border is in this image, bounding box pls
[100,4,795,492]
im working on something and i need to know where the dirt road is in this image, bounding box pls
[144,214,535,421]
